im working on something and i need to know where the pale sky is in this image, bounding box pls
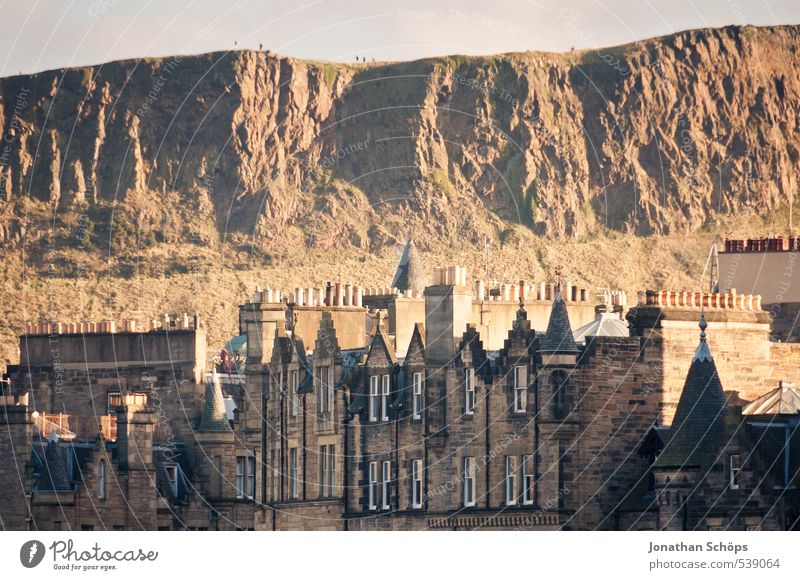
[1,0,799,77]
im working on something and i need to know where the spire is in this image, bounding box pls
[654,315,727,469]
[39,431,71,492]
[392,239,427,294]
[198,370,230,432]
[540,284,578,353]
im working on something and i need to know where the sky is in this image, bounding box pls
[1,0,799,77]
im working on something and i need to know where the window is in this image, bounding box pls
[411,459,423,509]
[290,370,299,417]
[551,371,569,419]
[107,390,122,413]
[381,374,390,421]
[513,366,528,413]
[98,459,106,500]
[463,457,476,507]
[465,368,475,415]
[368,461,378,510]
[247,457,256,499]
[164,462,178,496]
[236,456,255,499]
[236,457,245,498]
[316,366,334,415]
[522,455,534,505]
[320,445,335,498]
[382,461,391,510]
[412,372,423,419]
[505,456,517,506]
[289,448,298,498]
[729,454,741,490]
[369,376,380,422]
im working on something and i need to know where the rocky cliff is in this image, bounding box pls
[2,24,799,248]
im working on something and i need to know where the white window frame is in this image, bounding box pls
[522,454,534,505]
[463,457,476,507]
[412,372,423,419]
[316,366,328,414]
[381,374,390,421]
[369,376,379,422]
[505,456,517,506]
[321,445,335,498]
[98,459,107,500]
[382,460,391,510]
[289,447,298,499]
[236,457,245,498]
[729,454,741,490]
[513,365,528,413]
[412,459,423,509]
[465,368,475,415]
[368,461,378,510]
[246,456,256,499]
[290,370,299,417]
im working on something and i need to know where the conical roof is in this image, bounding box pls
[39,431,71,491]
[392,239,427,294]
[198,370,231,432]
[654,314,728,469]
[540,285,579,353]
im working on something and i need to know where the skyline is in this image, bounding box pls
[0,0,799,78]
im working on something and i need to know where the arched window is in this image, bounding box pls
[549,371,569,420]
[98,459,107,500]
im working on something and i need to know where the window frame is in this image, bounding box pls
[522,454,534,505]
[320,445,335,498]
[368,461,378,510]
[290,369,299,417]
[369,375,379,422]
[236,457,245,498]
[411,459,423,509]
[729,454,741,490]
[513,365,528,413]
[246,456,256,499]
[164,462,179,497]
[505,456,518,506]
[98,459,107,500]
[465,368,475,415]
[463,457,476,507]
[412,372,423,420]
[381,460,391,510]
[381,374,391,421]
[289,447,298,499]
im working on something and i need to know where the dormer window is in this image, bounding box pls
[380,374,390,421]
[164,462,179,496]
[369,376,380,422]
[412,372,423,419]
[465,368,475,415]
[513,366,528,413]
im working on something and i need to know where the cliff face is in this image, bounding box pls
[0,24,798,250]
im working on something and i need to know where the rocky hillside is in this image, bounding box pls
[0,24,798,363]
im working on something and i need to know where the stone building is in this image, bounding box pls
[2,254,799,531]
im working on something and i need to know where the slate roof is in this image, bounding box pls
[540,285,579,353]
[654,315,728,469]
[391,239,427,294]
[37,432,72,492]
[198,370,231,432]
[573,311,629,343]
[742,381,800,416]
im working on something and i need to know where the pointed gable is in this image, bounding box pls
[404,323,426,364]
[654,314,728,469]
[38,432,71,491]
[366,315,397,367]
[315,311,340,358]
[540,285,578,353]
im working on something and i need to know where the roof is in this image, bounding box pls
[198,370,231,432]
[743,381,800,416]
[223,335,247,356]
[654,315,728,469]
[391,239,427,294]
[540,285,579,353]
[37,433,72,492]
[573,311,629,343]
